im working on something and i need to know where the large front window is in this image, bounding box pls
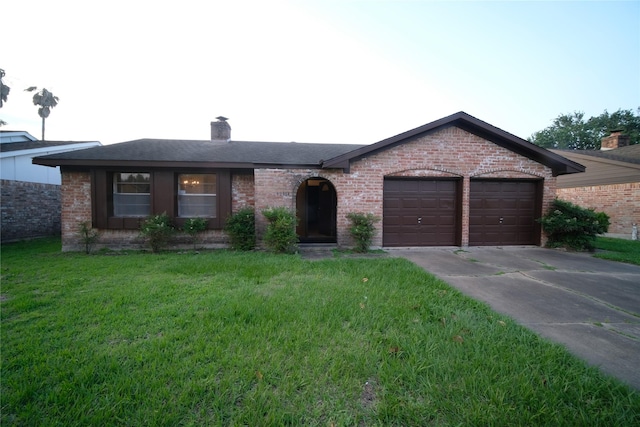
[113,173,150,217]
[178,174,216,217]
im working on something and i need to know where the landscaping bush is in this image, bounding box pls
[346,212,380,252]
[78,221,99,254]
[261,206,298,253]
[538,199,610,251]
[224,208,256,251]
[140,212,175,253]
[182,217,208,250]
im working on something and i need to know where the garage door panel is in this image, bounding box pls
[469,180,540,246]
[384,178,459,247]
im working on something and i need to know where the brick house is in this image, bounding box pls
[552,131,640,238]
[33,112,584,251]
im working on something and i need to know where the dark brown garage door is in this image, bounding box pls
[469,180,541,246]
[383,178,460,247]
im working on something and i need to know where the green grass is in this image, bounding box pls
[2,238,639,426]
[594,237,640,265]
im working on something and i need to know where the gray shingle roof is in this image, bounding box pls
[566,144,640,165]
[35,138,366,167]
[1,140,95,153]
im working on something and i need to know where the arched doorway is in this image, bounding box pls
[296,178,337,243]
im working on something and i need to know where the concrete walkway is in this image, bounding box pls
[388,247,640,390]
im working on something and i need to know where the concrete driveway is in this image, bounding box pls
[390,247,640,390]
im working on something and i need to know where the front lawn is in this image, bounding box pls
[2,238,639,426]
[595,236,640,265]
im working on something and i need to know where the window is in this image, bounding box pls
[178,173,216,217]
[113,172,151,217]
[93,169,230,230]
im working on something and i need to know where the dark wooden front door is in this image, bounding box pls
[296,179,337,243]
[469,180,541,246]
[383,178,460,247]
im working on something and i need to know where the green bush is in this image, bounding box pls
[140,212,175,253]
[261,206,298,254]
[224,208,256,251]
[182,217,208,250]
[346,212,380,252]
[78,221,99,254]
[538,199,610,251]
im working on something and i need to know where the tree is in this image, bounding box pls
[0,68,10,126]
[0,69,10,108]
[25,86,59,141]
[529,108,640,150]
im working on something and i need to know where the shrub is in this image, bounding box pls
[78,221,99,254]
[346,212,380,252]
[262,206,298,254]
[538,199,610,251]
[224,208,256,251]
[140,212,175,253]
[182,217,208,250]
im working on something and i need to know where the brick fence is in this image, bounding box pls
[1,179,61,242]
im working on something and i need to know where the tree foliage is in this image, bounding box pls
[25,86,60,140]
[0,68,9,126]
[529,108,640,150]
[0,68,10,108]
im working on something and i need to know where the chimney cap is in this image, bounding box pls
[216,116,229,122]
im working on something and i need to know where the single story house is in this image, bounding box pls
[552,131,640,238]
[33,112,584,251]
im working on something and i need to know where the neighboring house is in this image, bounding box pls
[552,131,640,238]
[1,131,101,242]
[33,112,584,251]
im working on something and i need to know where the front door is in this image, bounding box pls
[296,178,337,243]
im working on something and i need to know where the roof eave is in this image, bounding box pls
[32,158,326,170]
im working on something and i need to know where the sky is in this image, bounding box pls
[2,0,639,146]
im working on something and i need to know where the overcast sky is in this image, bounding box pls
[2,0,639,145]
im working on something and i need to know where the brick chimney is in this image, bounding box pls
[601,130,629,151]
[211,116,231,143]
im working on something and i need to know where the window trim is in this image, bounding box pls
[177,173,217,218]
[92,168,231,230]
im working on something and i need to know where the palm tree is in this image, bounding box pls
[0,68,10,126]
[25,86,59,140]
[0,69,10,108]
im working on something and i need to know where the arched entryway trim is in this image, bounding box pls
[296,178,337,243]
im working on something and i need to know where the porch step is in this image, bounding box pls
[298,243,337,260]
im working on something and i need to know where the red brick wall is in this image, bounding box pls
[557,183,640,235]
[60,172,93,250]
[254,127,555,247]
[231,171,255,212]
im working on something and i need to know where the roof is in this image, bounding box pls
[323,112,584,176]
[565,144,640,165]
[551,145,640,188]
[0,130,38,143]
[33,139,366,169]
[1,140,99,153]
[32,111,584,176]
